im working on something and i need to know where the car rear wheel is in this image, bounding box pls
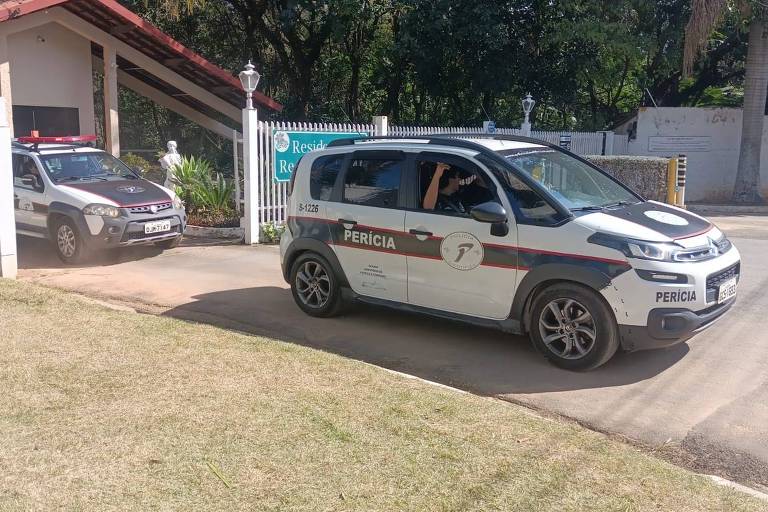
[529,283,619,371]
[52,218,87,265]
[290,253,343,317]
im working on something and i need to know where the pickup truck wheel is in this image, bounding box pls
[530,283,619,371]
[155,236,182,250]
[52,218,87,265]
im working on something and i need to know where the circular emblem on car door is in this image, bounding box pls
[643,210,689,226]
[440,232,484,271]
[116,185,146,194]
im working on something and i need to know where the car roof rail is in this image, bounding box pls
[11,141,95,153]
[326,133,561,152]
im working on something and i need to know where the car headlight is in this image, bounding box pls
[172,195,184,210]
[626,241,675,261]
[83,204,120,218]
[588,233,719,262]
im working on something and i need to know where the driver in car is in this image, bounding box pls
[423,163,466,213]
[20,158,42,188]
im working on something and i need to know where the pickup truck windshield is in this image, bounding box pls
[499,147,639,210]
[40,152,139,183]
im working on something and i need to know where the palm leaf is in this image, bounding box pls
[683,0,729,77]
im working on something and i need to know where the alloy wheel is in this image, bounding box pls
[295,260,331,308]
[57,225,77,258]
[538,298,597,360]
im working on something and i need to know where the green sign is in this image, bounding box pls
[272,129,367,182]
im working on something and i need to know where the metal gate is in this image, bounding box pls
[235,122,625,227]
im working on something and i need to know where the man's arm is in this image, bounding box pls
[423,163,448,210]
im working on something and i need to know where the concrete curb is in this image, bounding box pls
[184,224,244,240]
[688,204,768,215]
[706,475,768,502]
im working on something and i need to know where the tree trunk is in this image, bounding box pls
[733,19,768,204]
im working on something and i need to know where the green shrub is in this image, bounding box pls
[170,156,236,218]
[261,222,285,243]
[120,153,152,175]
[190,172,236,211]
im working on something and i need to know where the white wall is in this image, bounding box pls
[626,107,768,202]
[7,22,95,135]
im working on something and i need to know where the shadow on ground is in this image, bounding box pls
[16,235,237,270]
[163,285,687,396]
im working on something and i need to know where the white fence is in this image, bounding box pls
[236,122,628,228]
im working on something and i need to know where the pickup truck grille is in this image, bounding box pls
[706,263,740,303]
[128,202,172,215]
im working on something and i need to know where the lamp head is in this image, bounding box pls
[522,93,535,115]
[239,61,261,94]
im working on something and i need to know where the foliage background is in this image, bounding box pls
[109,0,748,171]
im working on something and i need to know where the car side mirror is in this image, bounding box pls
[470,201,507,224]
[21,175,42,191]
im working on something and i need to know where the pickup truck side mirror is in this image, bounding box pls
[20,175,42,191]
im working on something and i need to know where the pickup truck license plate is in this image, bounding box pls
[717,277,737,304]
[144,220,171,234]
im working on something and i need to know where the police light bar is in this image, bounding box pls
[16,135,97,144]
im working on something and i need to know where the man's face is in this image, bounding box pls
[445,173,460,194]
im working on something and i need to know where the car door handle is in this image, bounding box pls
[338,218,357,226]
[409,229,433,237]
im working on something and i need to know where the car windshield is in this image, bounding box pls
[499,147,640,210]
[40,152,138,183]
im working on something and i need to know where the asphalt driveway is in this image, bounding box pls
[16,214,768,488]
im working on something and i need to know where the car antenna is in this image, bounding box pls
[480,102,492,122]
[339,106,368,141]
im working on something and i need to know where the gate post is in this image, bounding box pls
[242,107,259,244]
[373,115,388,136]
[0,97,17,279]
[599,131,615,155]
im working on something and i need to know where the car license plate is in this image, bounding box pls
[717,277,737,304]
[144,220,171,234]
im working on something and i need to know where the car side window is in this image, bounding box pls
[476,155,561,224]
[343,158,401,208]
[310,155,343,201]
[13,154,43,192]
[416,157,499,217]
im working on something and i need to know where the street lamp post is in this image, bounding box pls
[521,93,535,137]
[239,61,262,244]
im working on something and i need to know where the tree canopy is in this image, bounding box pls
[114,0,749,160]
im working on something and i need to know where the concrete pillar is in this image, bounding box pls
[0,97,17,279]
[599,131,615,155]
[0,35,14,138]
[103,45,119,156]
[242,107,259,244]
[373,115,388,136]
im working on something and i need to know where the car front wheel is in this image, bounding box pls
[52,217,87,265]
[529,283,619,371]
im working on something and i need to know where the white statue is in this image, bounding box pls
[159,140,182,189]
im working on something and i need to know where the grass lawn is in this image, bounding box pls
[0,279,764,511]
